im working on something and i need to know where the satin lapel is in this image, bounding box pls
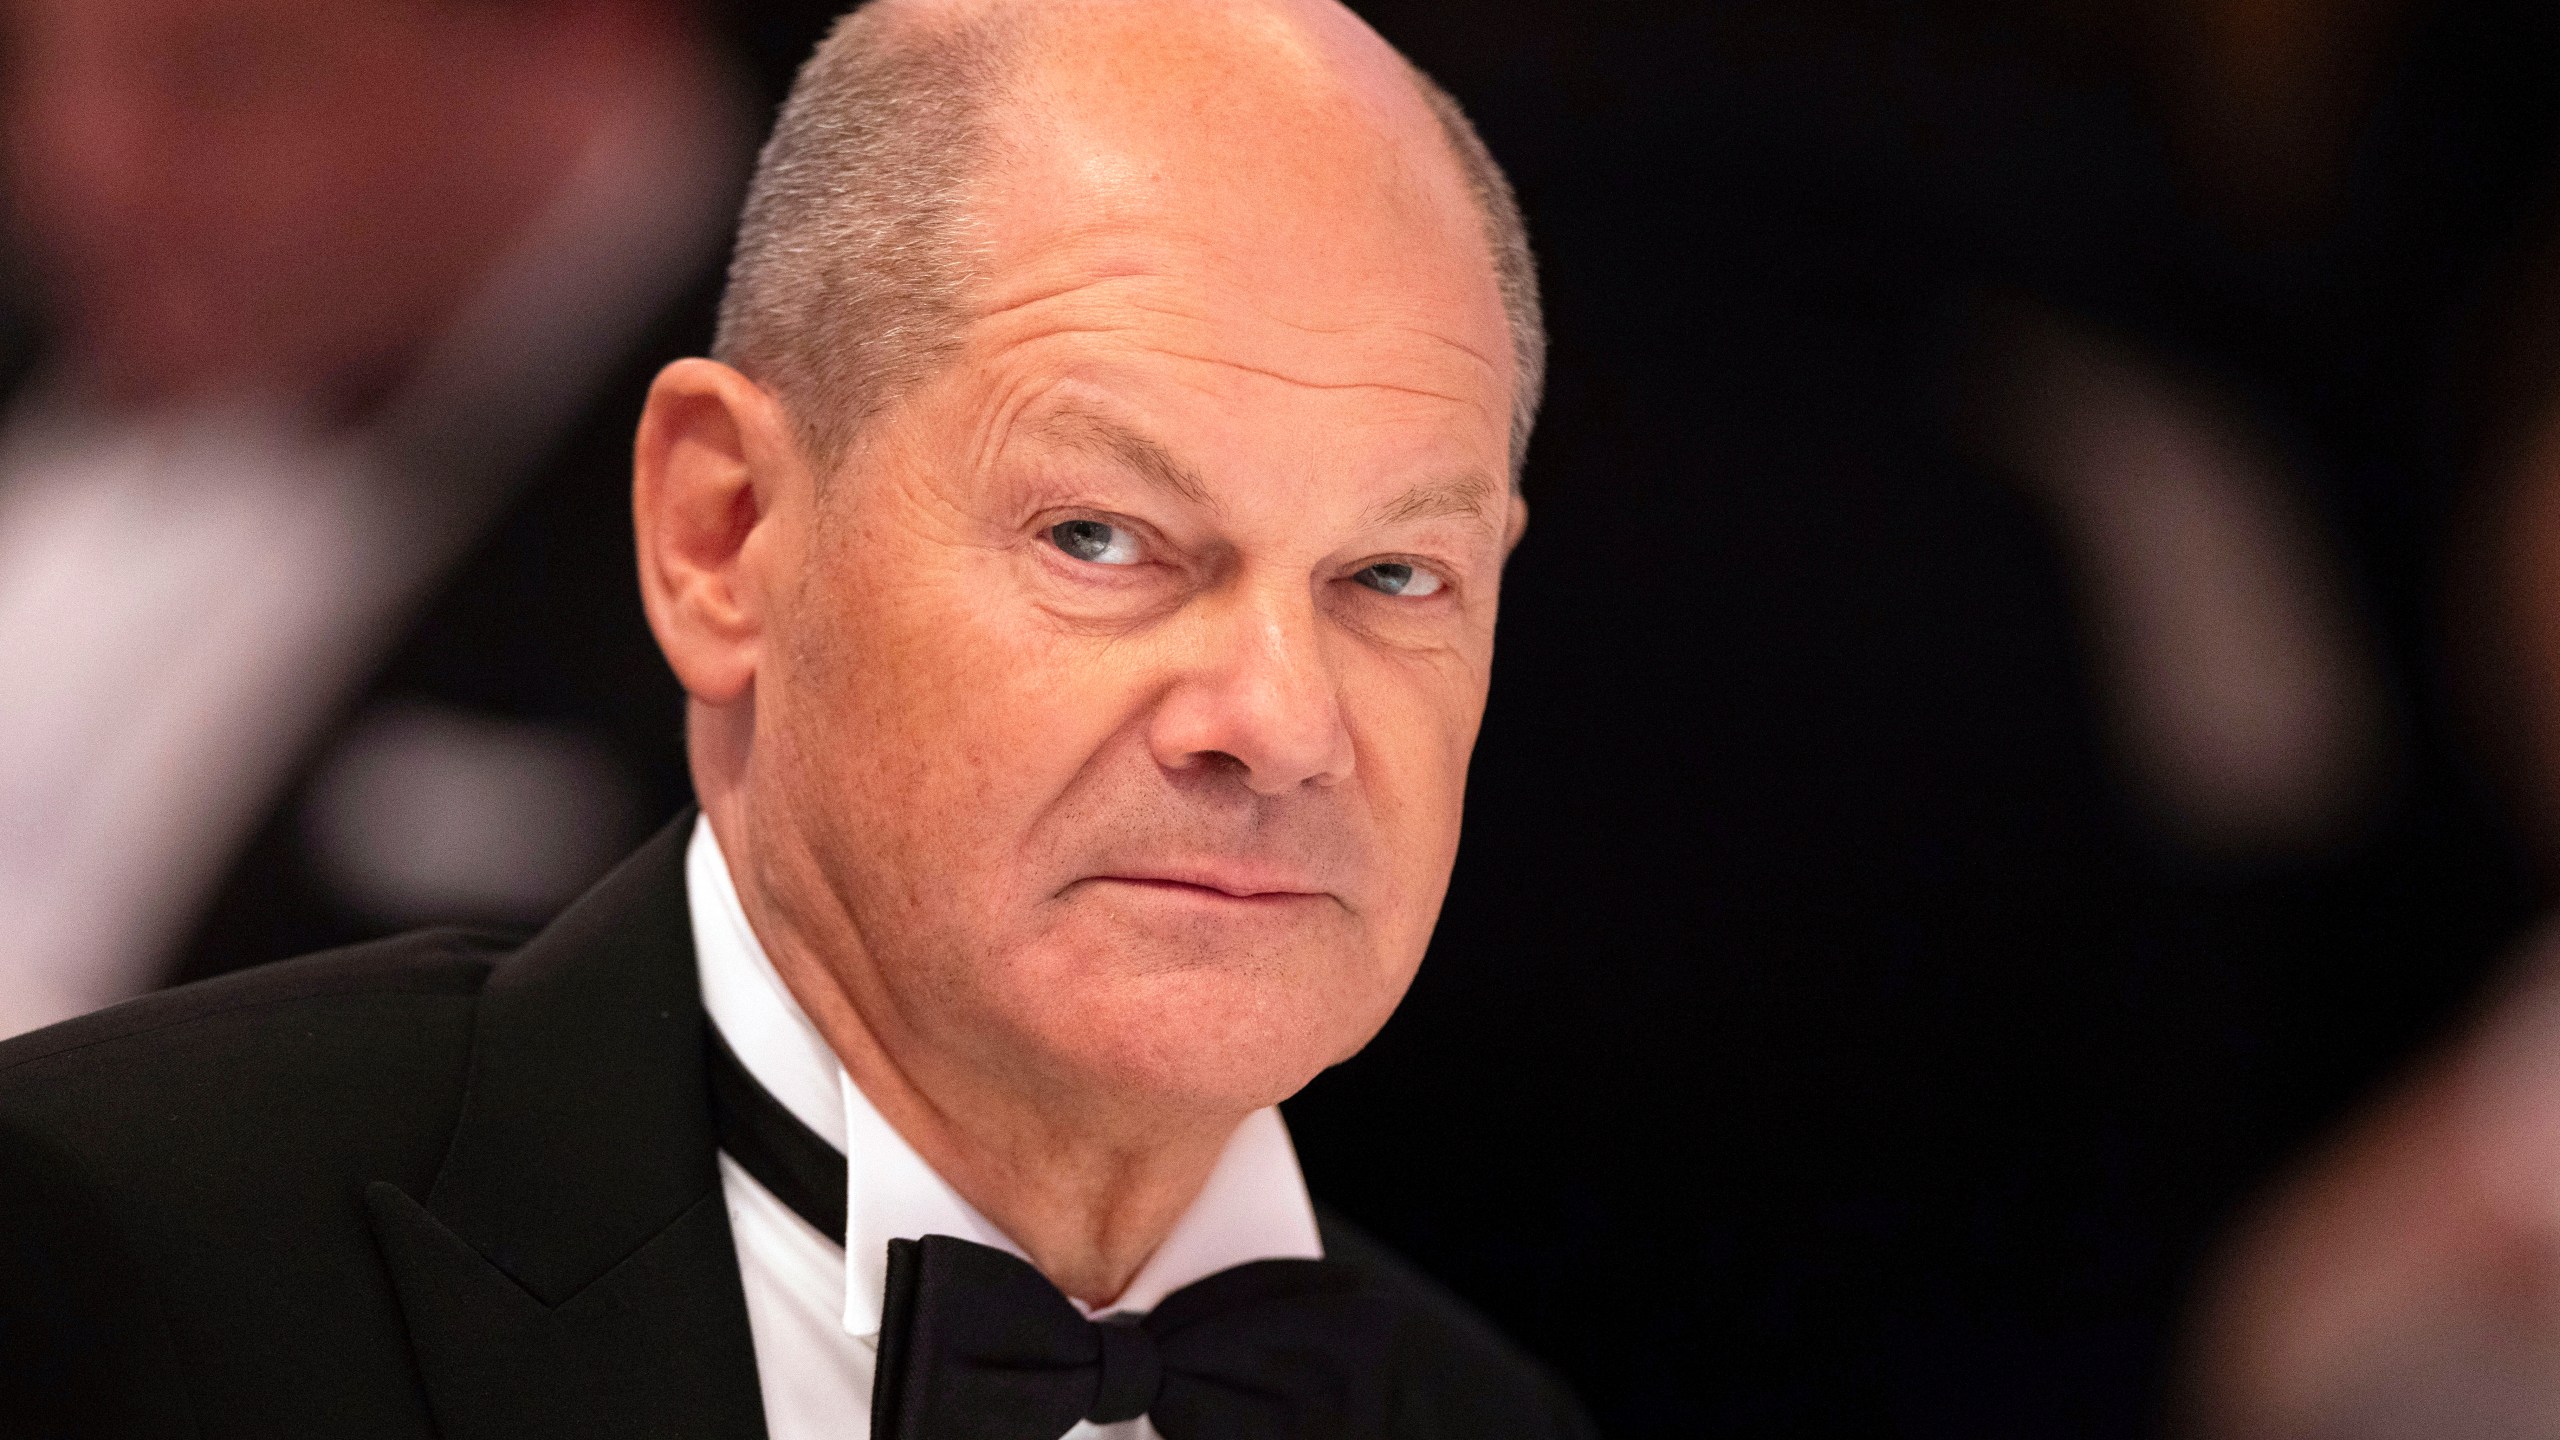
[365,814,767,1440]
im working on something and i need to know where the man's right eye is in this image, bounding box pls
[1047,519,1142,566]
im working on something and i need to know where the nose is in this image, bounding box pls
[1146,581,1355,796]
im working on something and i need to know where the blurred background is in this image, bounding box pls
[13,0,2560,1436]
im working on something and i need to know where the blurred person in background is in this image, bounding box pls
[2186,910,2560,1440]
[2174,171,2560,1440]
[0,0,758,1037]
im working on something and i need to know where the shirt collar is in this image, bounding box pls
[686,816,1324,1341]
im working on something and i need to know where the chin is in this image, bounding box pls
[1000,918,1407,1115]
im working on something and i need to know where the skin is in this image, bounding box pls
[634,0,1523,1303]
[1,0,713,412]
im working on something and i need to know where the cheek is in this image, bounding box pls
[1340,647,1487,883]
[779,524,1160,886]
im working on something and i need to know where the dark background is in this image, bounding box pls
[737,0,2560,1435]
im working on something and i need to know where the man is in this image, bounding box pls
[0,0,755,1035]
[0,0,1588,1435]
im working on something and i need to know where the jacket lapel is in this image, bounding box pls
[366,814,768,1439]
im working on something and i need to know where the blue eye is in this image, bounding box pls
[1049,519,1141,565]
[1354,562,1444,597]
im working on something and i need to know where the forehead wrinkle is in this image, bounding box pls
[980,308,1493,411]
[973,265,1158,324]
[976,268,1506,399]
[1218,282,1509,384]
[1033,404,1216,508]
[1141,347,1479,407]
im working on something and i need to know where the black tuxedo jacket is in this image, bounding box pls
[0,820,1595,1439]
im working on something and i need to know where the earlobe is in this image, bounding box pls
[632,358,800,707]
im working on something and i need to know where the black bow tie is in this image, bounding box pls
[704,1026,1405,1439]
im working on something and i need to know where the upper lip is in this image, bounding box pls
[1085,864,1330,899]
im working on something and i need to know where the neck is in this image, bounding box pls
[699,790,1243,1306]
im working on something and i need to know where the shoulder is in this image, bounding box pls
[1316,1208,1598,1440]
[0,931,515,1436]
[0,928,508,1195]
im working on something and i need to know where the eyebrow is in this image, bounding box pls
[1035,408,1215,508]
[1367,474,1503,531]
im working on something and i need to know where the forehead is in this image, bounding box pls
[950,4,1514,445]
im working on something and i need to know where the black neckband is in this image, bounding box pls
[705,1024,850,1244]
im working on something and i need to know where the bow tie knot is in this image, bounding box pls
[1088,1316,1162,1424]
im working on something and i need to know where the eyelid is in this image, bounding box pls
[1369,551,1452,579]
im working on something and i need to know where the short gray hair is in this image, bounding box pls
[712,2,1546,481]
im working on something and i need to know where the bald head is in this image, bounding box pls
[714,0,1540,478]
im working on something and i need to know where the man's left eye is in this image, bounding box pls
[1353,562,1445,597]
[1048,519,1142,566]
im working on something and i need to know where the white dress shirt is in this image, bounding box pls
[686,817,1328,1440]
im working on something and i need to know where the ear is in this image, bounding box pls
[632,358,806,707]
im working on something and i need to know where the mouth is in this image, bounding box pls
[1075,871,1334,907]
